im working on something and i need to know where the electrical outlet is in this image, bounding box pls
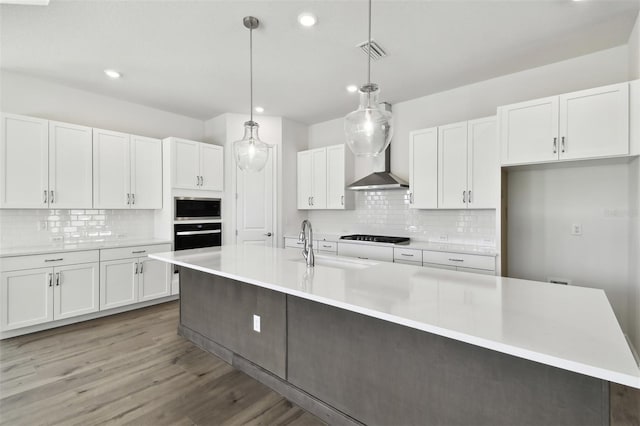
[253,314,261,333]
[571,224,582,236]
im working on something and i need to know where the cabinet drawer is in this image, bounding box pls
[284,238,305,249]
[338,243,393,262]
[423,262,456,272]
[394,259,422,267]
[0,250,99,272]
[422,250,495,271]
[457,266,495,276]
[394,248,423,263]
[317,241,337,253]
[100,244,171,262]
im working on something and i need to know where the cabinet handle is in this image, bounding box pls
[43,190,48,204]
[139,262,144,274]
[200,176,204,186]
[561,136,566,153]
[357,256,369,260]
[131,250,146,254]
[462,191,467,204]
[45,258,63,262]
[48,273,53,287]
[448,258,464,262]
[468,190,472,204]
[308,196,311,206]
[553,137,557,154]
[409,192,414,204]
[131,193,135,205]
[341,195,344,206]
[311,196,314,206]
[55,272,60,286]
[50,190,54,204]
[322,244,332,248]
[401,253,414,257]
[134,262,138,275]
[127,193,130,205]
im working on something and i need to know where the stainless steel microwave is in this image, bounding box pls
[174,197,221,220]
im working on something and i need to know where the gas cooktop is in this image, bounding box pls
[340,234,410,245]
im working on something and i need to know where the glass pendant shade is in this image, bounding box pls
[234,120,269,172]
[344,84,393,157]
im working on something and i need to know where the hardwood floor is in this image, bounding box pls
[1,301,638,426]
[0,301,324,426]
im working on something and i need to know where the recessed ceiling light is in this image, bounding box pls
[346,85,358,93]
[255,106,264,113]
[298,13,317,27]
[104,69,121,79]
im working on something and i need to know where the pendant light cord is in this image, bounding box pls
[367,0,371,85]
[250,25,254,123]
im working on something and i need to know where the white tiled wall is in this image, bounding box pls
[309,190,496,246]
[0,209,155,247]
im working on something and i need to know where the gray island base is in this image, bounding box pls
[178,267,609,426]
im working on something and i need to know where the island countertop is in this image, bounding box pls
[150,245,640,389]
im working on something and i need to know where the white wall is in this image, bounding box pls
[507,162,632,336]
[1,71,204,140]
[282,119,309,237]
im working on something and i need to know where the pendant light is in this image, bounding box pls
[234,16,270,172]
[344,0,393,157]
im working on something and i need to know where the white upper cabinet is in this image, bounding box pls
[131,135,162,209]
[169,137,223,191]
[298,145,351,210]
[93,128,131,209]
[438,122,468,209]
[467,117,498,209]
[499,82,630,166]
[326,144,353,209]
[200,143,224,191]
[558,83,629,160]
[409,127,438,209]
[49,121,93,209]
[94,130,162,209]
[0,114,49,208]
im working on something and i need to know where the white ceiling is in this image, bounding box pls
[1,0,638,124]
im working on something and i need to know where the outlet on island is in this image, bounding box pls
[253,314,261,333]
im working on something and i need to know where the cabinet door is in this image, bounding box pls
[311,148,327,209]
[467,117,498,209]
[93,129,131,209]
[0,268,53,331]
[409,128,438,209]
[53,262,99,320]
[0,114,49,208]
[326,145,346,209]
[49,121,93,209]
[100,259,138,310]
[297,150,313,209]
[172,138,200,189]
[499,96,559,165]
[200,143,224,191]
[138,258,171,302]
[438,122,468,209]
[131,135,162,209]
[559,82,629,160]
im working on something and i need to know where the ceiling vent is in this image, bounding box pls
[357,40,387,61]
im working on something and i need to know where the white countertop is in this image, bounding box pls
[284,234,497,256]
[0,239,172,258]
[150,245,640,389]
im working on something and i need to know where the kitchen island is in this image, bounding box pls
[150,245,640,426]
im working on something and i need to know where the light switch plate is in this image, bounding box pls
[253,314,261,333]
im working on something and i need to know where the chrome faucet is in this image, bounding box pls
[298,220,315,267]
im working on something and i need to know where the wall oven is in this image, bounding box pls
[175,197,221,220]
[174,222,222,251]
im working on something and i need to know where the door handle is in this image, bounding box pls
[264,232,272,237]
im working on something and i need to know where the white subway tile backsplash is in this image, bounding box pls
[0,209,155,247]
[309,190,496,247]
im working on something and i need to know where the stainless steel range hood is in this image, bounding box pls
[347,157,409,190]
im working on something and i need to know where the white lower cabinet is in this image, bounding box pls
[138,258,171,302]
[100,259,138,310]
[338,243,394,262]
[0,251,99,331]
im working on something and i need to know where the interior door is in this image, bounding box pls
[200,143,224,191]
[467,117,498,209]
[131,135,162,209]
[438,122,468,209]
[0,113,49,208]
[236,146,275,246]
[49,121,93,209]
[53,262,99,320]
[93,129,131,209]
